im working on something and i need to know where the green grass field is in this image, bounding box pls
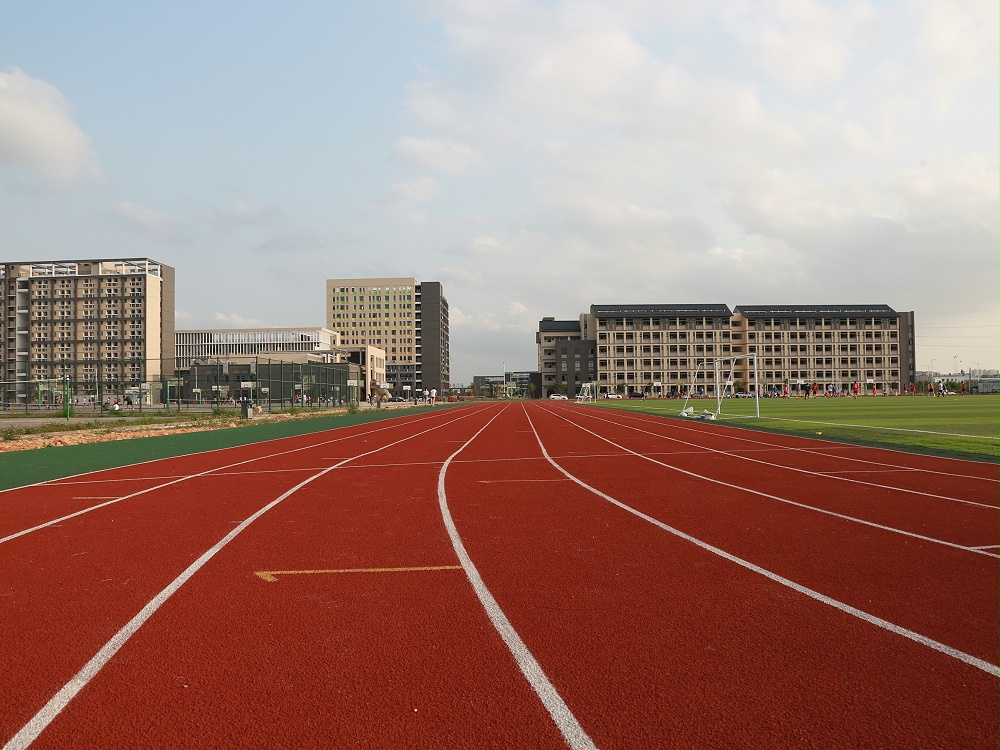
[595,394,999,463]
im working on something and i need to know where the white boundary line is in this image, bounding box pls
[640,410,1000,484]
[437,405,598,750]
[523,406,999,678]
[545,406,997,557]
[577,408,998,510]
[0,407,488,547]
[3,408,485,750]
[718,413,999,441]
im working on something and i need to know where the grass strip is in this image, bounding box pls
[0,406,430,491]
[595,395,999,463]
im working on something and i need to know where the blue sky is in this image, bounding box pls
[2,0,997,383]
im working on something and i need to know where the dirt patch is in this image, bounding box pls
[0,412,344,453]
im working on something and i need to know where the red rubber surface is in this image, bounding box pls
[1,402,996,749]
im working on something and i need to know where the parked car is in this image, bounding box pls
[549,393,568,400]
[604,392,623,399]
[627,392,645,399]
[387,396,405,402]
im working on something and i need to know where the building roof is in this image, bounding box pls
[538,319,582,332]
[733,304,898,318]
[590,304,732,318]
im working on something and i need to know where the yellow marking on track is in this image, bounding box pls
[477,479,568,483]
[255,565,464,582]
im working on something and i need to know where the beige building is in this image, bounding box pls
[326,277,449,395]
[1,258,174,403]
[538,303,916,397]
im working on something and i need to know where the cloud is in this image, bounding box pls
[374,176,441,224]
[116,202,182,240]
[198,200,280,231]
[395,136,484,173]
[212,312,269,328]
[0,67,99,186]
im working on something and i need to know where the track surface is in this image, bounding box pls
[2,402,997,748]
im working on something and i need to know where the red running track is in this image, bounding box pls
[1,402,996,748]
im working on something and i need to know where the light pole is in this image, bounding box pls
[502,360,505,399]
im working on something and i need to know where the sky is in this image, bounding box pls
[1,0,997,384]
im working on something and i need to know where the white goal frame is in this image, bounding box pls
[679,354,759,420]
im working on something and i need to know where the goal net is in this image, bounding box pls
[679,354,759,420]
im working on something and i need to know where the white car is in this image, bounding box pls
[549,393,568,399]
[604,393,623,399]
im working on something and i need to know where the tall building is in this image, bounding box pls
[1,258,174,404]
[537,303,916,397]
[325,276,449,395]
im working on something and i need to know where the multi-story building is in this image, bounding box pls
[537,303,916,397]
[1,258,174,404]
[325,276,450,396]
[730,305,916,394]
[536,317,588,397]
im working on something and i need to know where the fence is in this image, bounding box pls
[0,357,359,415]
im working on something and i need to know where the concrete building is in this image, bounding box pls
[1,258,174,405]
[325,276,450,396]
[175,327,341,369]
[174,327,385,402]
[730,305,916,394]
[537,303,916,397]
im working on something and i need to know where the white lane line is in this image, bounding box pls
[3,407,487,750]
[0,409,484,547]
[626,410,999,483]
[437,405,598,750]
[576,408,997,509]
[523,406,1000,678]
[545,408,996,557]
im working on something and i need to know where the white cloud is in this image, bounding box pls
[374,176,441,224]
[0,67,99,186]
[116,202,182,240]
[198,201,280,231]
[395,136,484,173]
[212,312,268,328]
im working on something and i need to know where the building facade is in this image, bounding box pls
[325,276,449,396]
[730,305,916,394]
[537,303,916,397]
[175,327,341,369]
[1,258,174,404]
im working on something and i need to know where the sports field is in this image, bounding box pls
[601,394,999,462]
[1,401,996,748]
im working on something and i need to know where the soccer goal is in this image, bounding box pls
[0,377,71,411]
[679,354,759,420]
[575,382,598,402]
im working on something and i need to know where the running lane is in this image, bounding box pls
[443,402,997,749]
[1,407,500,748]
[5,404,575,749]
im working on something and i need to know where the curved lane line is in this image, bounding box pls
[2,409,486,750]
[0,407,489,547]
[524,405,999,678]
[436,405,598,750]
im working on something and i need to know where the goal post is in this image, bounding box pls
[679,354,759,420]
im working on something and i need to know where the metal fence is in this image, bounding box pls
[1,356,360,415]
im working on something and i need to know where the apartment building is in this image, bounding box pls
[1,258,174,403]
[325,276,450,395]
[537,303,915,397]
